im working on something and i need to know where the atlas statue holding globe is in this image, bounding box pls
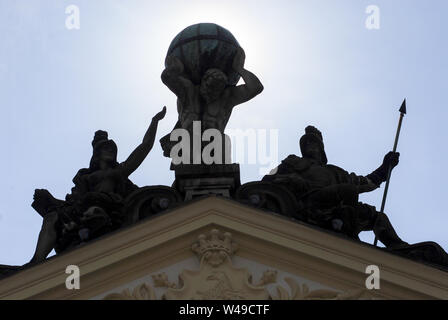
[159,23,264,162]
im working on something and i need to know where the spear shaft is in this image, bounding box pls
[373,99,406,247]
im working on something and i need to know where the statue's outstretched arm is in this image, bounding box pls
[120,107,166,177]
[161,56,193,100]
[357,177,379,193]
[228,47,264,107]
[346,152,400,194]
[366,151,400,187]
[32,189,65,217]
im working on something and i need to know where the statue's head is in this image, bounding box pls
[89,130,118,170]
[200,68,228,102]
[300,126,328,165]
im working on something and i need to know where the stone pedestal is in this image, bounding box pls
[172,164,241,200]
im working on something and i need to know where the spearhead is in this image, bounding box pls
[399,99,407,114]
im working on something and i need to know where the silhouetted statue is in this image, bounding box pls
[159,46,263,160]
[264,126,408,249]
[29,107,166,263]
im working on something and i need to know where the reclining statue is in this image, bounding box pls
[29,107,166,263]
[263,125,408,249]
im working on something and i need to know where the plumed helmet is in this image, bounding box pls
[89,130,118,169]
[92,130,117,153]
[299,126,328,165]
[92,130,108,147]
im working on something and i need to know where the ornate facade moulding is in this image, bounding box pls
[104,229,374,300]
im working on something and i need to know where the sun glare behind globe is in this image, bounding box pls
[171,3,266,76]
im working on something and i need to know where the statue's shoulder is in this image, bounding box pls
[326,164,345,172]
[325,164,350,179]
[72,168,90,184]
[280,154,312,172]
[282,154,302,163]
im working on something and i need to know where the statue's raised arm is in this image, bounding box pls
[161,56,194,101]
[227,47,264,107]
[120,106,166,178]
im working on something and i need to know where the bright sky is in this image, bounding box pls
[1,0,447,265]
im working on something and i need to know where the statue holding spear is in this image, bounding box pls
[263,100,411,249]
[373,99,407,246]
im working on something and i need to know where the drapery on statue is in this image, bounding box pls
[29,107,166,264]
[159,46,264,161]
[263,125,408,249]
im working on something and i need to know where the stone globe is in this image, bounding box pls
[166,23,241,86]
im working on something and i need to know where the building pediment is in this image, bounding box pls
[1,196,447,300]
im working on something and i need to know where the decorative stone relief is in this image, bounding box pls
[103,229,373,300]
[272,277,374,300]
[104,283,156,300]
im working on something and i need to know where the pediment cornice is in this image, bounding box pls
[1,196,447,300]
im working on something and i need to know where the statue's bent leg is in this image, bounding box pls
[302,185,359,233]
[306,184,358,208]
[355,203,407,248]
[373,211,408,249]
[30,211,59,264]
